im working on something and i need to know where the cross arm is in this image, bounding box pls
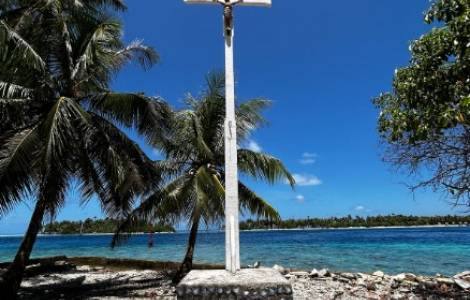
[184,0,271,7]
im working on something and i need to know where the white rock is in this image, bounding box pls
[454,271,470,279]
[454,278,470,290]
[393,273,416,282]
[356,278,366,287]
[372,271,384,277]
[436,277,454,285]
[318,268,330,277]
[357,272,371,280]
[76,265,92,272]
[272,264,287,275]
[310,268,319,277]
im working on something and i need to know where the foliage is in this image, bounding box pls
[240,214,470,230]
[374,0,470,205]
[43,218,175,234]
[0,0,170,219]
[0,1,170,295]
[112,72,294,247]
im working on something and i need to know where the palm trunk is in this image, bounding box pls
[173,216,200,283]
[0,198,47,299]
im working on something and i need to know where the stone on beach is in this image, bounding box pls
[372,270,384,278]
[392,273,416,282]
[454,278,470,290]
[318,268,331,277]
[310,268,319,277]
[436,277,455,285]
[16,258,470,300]
[272,264,287,275]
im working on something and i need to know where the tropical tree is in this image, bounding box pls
[374,0,470,206]
[112,72,295,282]
[0,1,170,297]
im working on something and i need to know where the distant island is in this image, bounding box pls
[239,215,470,230]
[43,215,470,234]
[43,218,175,234]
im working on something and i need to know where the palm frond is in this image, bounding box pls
[111,175,191,247]
[0,20,45,73]
[0,81,33,98]
[89,93,172,146]
[188,111,214,161]
[40,97,89,168]
[237,99,271,141]
[114,39,159,71]
[0,97,42,134]
[71,19,122,81]
[40,160,71,219]
[81,113,164,217]
[0,127,41,216]
[238,149,295,187]
[74,149,108,205]
[84,0,127,11]
[239,181,280,221]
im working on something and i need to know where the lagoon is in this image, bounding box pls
[1,227,469,276]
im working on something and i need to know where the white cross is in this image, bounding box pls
[184,0,271,273]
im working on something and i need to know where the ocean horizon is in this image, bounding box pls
[1,227,469,277]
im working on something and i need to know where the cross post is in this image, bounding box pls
[184,0,271,273]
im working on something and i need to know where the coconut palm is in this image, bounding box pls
[112,72,295,282]
[0,1,170,297]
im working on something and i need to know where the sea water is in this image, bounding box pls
[0,227,469,276]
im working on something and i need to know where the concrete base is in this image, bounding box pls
[176,268,293,300]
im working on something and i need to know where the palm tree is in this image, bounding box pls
[0,1,170,297]
[112,72,295,282]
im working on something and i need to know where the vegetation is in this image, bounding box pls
[43,218,175,234]
[240,214,470,230]
[0,1,170,297]
[111,73,295,282]
[374,0,470,206]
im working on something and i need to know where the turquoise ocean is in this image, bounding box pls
[1,227,469,276]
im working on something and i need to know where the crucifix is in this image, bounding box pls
[184,0,272,273]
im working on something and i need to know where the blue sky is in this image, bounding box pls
[0,0,466,234]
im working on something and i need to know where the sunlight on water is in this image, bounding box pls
[0,227,469,276]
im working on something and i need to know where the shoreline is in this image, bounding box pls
[6,256,469,299]
[1,224,468,237]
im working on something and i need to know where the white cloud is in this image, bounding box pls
[247,140,262,153]
[355,205,365,211]
[299,152,317,165]
[295,194,305,203]
[290,174,322,186]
